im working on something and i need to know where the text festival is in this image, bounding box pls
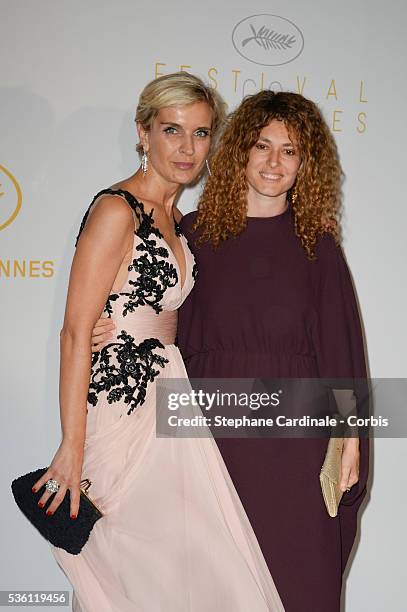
[155,63,368,134]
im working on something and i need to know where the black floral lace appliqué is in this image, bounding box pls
[95,197,180,318]
[121,209,180,315]
[104,293,120,317]
[88,331,168,415]
[75,189,195,416]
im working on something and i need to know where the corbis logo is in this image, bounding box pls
[232,14,304,66]
[0,164,22,231]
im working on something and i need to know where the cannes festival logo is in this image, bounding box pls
[0,164,22,231]
[232,14,304,66]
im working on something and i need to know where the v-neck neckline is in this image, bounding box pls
[110,188,187,292]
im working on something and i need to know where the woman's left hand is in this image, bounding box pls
[340,437,360,493]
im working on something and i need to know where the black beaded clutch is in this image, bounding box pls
[11,467,104,555]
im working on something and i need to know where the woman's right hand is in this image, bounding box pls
[32,439,84,519]
[91,318,116,352]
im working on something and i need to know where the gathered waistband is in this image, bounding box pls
[108,308,177,346]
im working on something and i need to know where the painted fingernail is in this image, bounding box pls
[38,502,44,508]
[46,510,53,516]
[71,514,77,520]
[32,487,37,493]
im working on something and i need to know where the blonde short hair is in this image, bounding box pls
[135,71,226,154]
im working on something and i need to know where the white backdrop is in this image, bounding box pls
[1,1,406,610]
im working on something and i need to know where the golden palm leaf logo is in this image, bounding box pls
[0,164,22,231]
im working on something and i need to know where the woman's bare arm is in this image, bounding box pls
[32,196,134,518]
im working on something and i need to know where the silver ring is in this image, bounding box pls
[45,479,60,493]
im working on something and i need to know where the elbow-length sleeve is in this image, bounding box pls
[312,234,370,511]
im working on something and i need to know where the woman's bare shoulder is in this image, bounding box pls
[78,193,135,249]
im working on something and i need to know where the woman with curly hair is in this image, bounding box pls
[176,91,369,611]
[92,89,369,611]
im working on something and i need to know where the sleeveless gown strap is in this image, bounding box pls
[75,188,144,246]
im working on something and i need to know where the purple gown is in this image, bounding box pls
[177,206,369,612]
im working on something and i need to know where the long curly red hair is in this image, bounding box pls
[193,90,342,259]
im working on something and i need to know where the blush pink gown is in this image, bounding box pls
[51,188,285,612]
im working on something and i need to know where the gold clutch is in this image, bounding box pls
[320,436,344,517]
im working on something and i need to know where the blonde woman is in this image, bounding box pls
[31,73,285,611]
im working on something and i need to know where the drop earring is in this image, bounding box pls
[205,159,212,177]
[290,184,298,204]
[141,149,148,176]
